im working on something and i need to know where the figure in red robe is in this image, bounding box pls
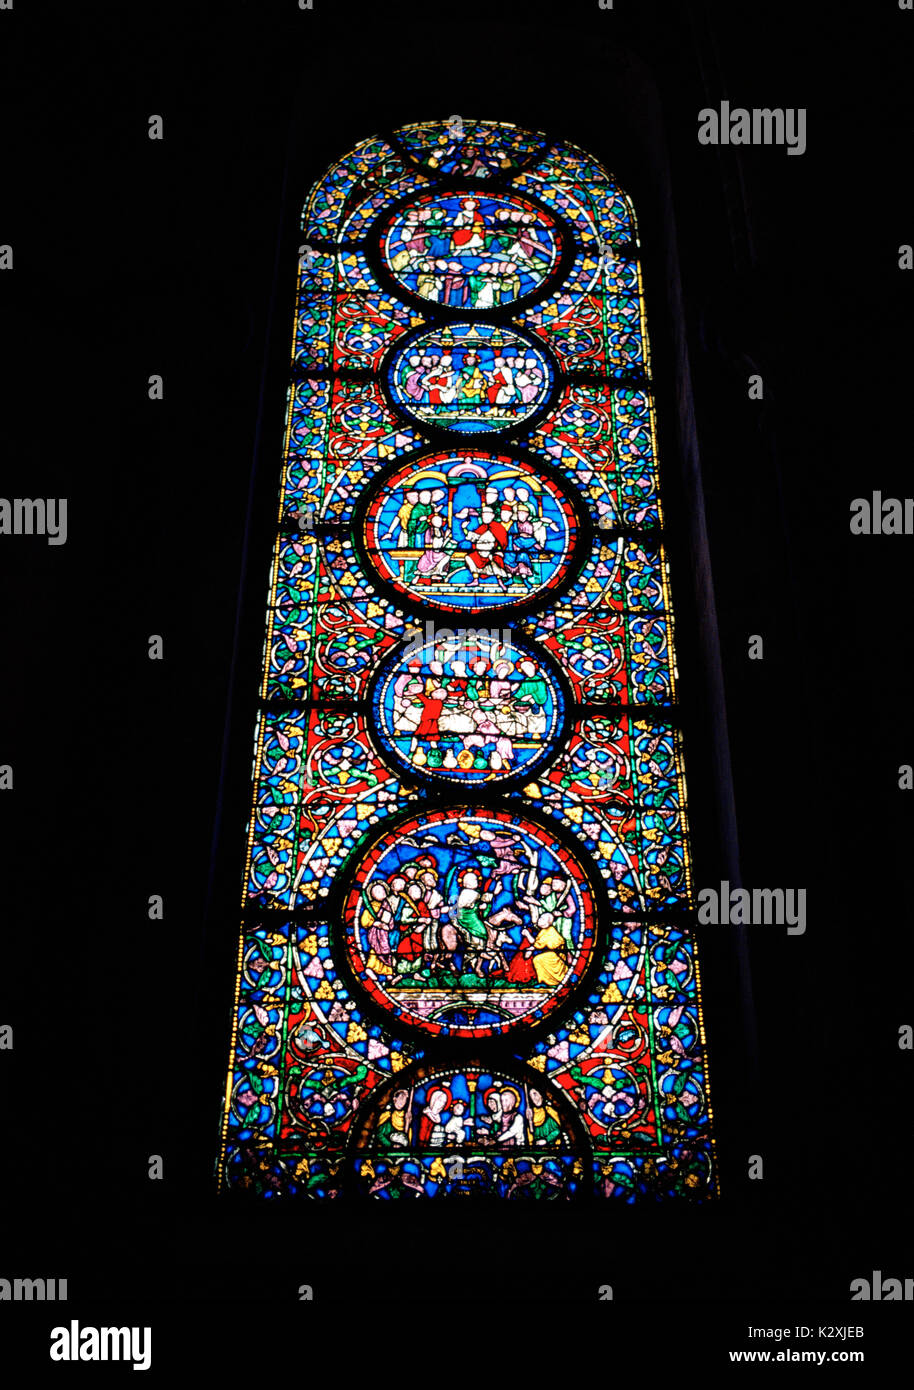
[465,507,510,585]
[415,684,446,739]
[486,357,511,406]
[451,198,486,252]
[506,927,538,984]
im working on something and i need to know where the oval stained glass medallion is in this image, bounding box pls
[386,322,554,434]
[370,632,566,786]
[379,191,563,311]
[358,450,581,613]
[341,807,598,1041]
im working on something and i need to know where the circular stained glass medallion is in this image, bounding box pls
[358,450,581,613]
[386,323,554,434]
[379,191,563,311]
[341,807,598,1041]
[371,633,566,787]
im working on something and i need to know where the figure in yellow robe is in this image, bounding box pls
[361,895,395,977]
[376,1088,411,1148]
[531,915,567,988]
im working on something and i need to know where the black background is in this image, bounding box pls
[1,0,912,1370]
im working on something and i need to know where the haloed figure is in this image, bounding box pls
[377,1088,411,1148]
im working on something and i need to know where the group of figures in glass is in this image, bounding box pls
[364,453,576,608]
[389,326,552,432]
[344,810,595,1036]
[376,640,559,781]
[382,483,556,590]
[382,192,561,309]
[373,1072,565,1152]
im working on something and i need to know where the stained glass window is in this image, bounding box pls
[218,118,716,1201]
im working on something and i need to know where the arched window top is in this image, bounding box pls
[303,118,635,253]
[396,118,550,178]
